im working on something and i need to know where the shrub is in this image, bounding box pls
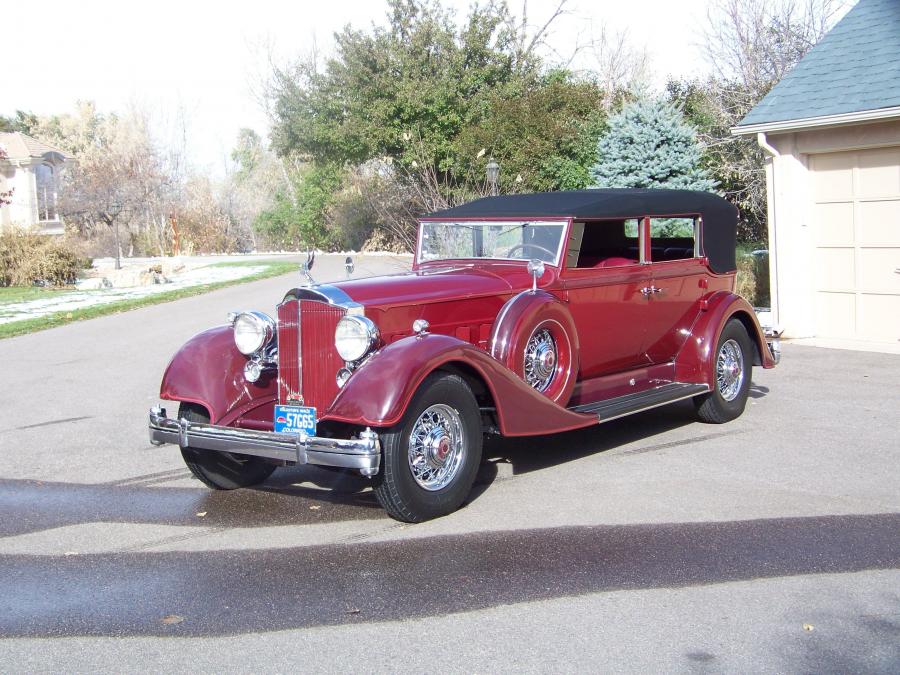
[735,250,770,307]
[0,230,92,287]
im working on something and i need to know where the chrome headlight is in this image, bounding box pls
[232,311,275,355]
[334,315,379,362]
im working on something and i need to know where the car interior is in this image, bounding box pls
[566,218,699,268]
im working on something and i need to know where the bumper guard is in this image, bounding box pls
[148,406,381,475]
[763,327,782,365]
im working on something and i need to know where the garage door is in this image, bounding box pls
[810,147,900,342]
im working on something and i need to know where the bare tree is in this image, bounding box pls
[586,27,650,109]
[680,0,848,241]
[703,0,845,98]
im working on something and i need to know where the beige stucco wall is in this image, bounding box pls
[0,160,65,235]
[761,118,900,341]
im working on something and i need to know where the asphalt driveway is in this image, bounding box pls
[0,254,898,672]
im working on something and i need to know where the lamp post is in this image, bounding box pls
[486,157,500,196]
[107,201,124,271]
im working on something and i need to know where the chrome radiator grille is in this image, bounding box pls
[276,299,346,411]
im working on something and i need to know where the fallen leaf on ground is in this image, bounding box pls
[196,511,207,517]
[346,608,360,615]
[309,505,321,511]
[803,623,814,631]
[63,551,78,556]
[160,615,184,625]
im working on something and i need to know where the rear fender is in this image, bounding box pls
[325,333,595,436]
[675,291,776,386]
[159,326,277,425]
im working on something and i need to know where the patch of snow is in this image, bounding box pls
[0,265,266,326]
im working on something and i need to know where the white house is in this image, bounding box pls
[733,0,900,351]
[0,131,72,235]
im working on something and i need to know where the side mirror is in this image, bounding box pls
[527,258,545,292]
[345,256,354,278]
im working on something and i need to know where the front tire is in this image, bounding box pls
[178,403,277,489]
[373,373,483,523]
[695,319,754,424]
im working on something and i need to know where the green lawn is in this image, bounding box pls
[0,286,78,304]
[0,259,298,340]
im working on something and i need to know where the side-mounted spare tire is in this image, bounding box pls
[490,291,578,407]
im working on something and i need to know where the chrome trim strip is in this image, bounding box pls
[297,300,304,401]
[285,285,365,316]
[149,407,380,471]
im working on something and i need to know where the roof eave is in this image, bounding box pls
[731,105,900,136]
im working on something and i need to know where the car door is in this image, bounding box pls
[561,220,654,378]
[641,217,708,364]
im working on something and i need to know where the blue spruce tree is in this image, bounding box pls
[591,98,716,192]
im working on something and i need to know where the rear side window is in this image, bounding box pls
[649,217,698,262]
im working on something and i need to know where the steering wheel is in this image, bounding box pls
[504,243,556,260]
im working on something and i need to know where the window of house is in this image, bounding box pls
[35,163,57,222]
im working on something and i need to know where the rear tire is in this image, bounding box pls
[178,403,276,490]
[695,319,754,424]
[373,373,483,523]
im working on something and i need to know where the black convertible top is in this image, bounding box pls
[426,189,738,273]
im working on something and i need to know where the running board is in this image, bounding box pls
[568,382,710,423]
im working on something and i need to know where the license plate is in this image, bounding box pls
[274,405,316,436]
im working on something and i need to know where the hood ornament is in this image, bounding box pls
[300,250,316,286]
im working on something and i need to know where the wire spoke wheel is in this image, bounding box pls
[523,328,557,392]
[407,403,466,491]
[716,338,744,402]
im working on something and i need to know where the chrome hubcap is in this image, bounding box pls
[716,339,744,401]
[524,328,557,392]
[408,404,465,491]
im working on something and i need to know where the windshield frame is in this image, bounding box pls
[415,216,572,268]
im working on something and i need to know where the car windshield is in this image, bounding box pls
[418,220,566,265]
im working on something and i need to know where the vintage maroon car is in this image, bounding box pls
[149,189,779,522]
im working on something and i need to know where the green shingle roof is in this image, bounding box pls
[737,0,900,128]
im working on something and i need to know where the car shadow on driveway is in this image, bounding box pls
[480,399,721,480]
[0,471,386,538]
[1,512,897,638]
[0,391,771,536]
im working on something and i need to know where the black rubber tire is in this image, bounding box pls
[373,373,483,523]
[694,319,754,424]
[178,403,277,490]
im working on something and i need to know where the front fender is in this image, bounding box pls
[324,334,596,436]
[159,326,277,425]
[675,291,777,386]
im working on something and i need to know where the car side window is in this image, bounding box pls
[648,217,699,263]
[570,219,641,269]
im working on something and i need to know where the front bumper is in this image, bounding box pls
[148,406,381,475]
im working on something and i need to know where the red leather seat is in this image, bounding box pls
[593,257,637,268]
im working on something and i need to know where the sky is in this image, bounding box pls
[3,0,718,175]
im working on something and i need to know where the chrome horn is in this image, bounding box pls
[345,255,354,279]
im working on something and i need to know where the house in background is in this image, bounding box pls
[733,0,900,351]
[0,131,72,235]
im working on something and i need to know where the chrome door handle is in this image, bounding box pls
[640,286,664,297]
